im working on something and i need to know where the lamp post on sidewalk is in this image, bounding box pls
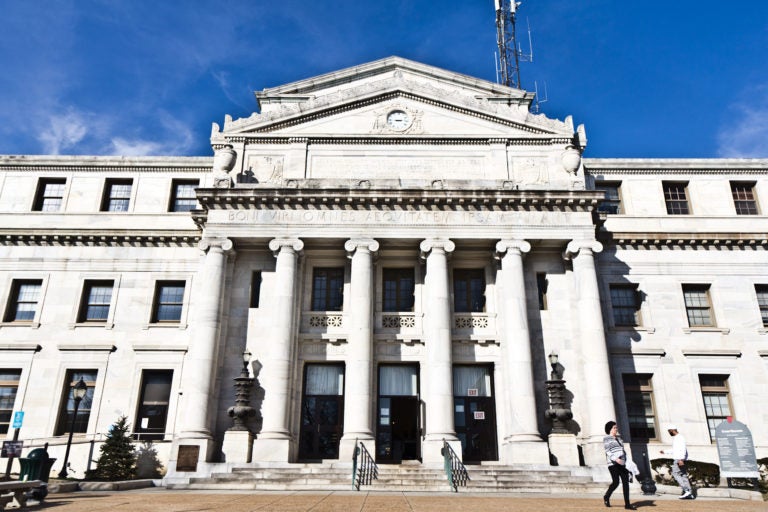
[58,377,87,479]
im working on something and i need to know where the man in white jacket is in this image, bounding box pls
[660,425,694,499]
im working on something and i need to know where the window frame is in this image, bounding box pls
[77,280,114,323]
[55,370,97,436]
[699,374,733,441]
[133,369,173,441]
[169,179,199,212]
[453,268,486,313]
[382,267,415,312]
[33,178,67,212]
[595,181,622,214]
[150,280,186,323]
[662,181,690,215]
[101,178,134,212]
[609,284,641,327]
[755,284,768,328]
[730,181,759,215]
[621,373,658,441]
[311,267,345,312]
[682,284,715,327]
[0,369,22,435]
[3,279,43,323]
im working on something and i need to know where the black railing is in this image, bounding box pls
[441,439,469,492]
[352,439,378,490]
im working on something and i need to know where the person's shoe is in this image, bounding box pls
[603,496,611,507]
[624,504,636,510]
[679,491,692,499]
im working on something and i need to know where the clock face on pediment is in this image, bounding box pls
[385,110,412,131]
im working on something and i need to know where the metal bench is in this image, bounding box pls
[0,480,44,511]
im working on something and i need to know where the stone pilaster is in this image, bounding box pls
[251,237,304,462]
[419,238,460,463]
[495,239,549,464]
[174,237,233,462]
[565,239,616,465]
[339,238,379,460]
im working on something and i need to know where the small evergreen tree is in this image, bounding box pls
[135,441,164,479]
[90,416,137,481]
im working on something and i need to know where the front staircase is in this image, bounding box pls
[166,463,606,493]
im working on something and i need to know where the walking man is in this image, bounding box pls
[660,424,694,499]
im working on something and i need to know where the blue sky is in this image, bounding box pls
[1,0,766,158]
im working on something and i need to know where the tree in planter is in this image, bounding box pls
[89,416,137,481]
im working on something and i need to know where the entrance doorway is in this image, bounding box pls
[453,365,498,462]
[298,363,344,460]
[376,365,420,463]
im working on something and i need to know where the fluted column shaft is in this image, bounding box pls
[566,240,616,447]
[179,237,233,439]
[342,239,379,441]
[259,238,304,439]
[420,238,457,442]
[496,239,541,442]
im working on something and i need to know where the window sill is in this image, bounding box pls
[133,343,188,353]
[609,348,666,357]
[0,321,41,329]
[69,322,114,330]
[0,343,41,351]
[610,326,656,334]
[682,327,730,334]
[681,349,741,358]
[758,328,768,335]
[57,343,116,352]
[142,322,187,330]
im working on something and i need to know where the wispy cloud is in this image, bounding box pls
[38,110,90,155]
[717,85,768,158]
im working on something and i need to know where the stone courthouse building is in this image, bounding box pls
[1,57,766,483]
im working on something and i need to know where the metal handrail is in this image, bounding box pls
[442,439,469,492]
[352,439,378,490]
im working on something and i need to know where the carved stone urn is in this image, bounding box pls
[212,145,236,188]
[561,145,582,175]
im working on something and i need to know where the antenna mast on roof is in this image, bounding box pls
[494,0,527,89]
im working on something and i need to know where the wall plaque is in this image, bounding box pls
[176,445,200,472]
[715,419,759,478]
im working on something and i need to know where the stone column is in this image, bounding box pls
[339,238,379,460]
[174,237,233,462]
[419,238,459,463]
[565,240,616,465]
[251,237,304,462]
[495,240,550,464]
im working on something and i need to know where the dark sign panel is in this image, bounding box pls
[1,440,23,458]
[175,445,200,472]
[714,419,759,478]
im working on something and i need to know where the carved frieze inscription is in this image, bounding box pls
[309,156,488,179]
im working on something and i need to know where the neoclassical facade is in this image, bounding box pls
[0,57,766,482]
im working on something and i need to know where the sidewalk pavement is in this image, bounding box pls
[37,489,766,512]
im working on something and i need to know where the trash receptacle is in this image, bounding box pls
[19,448,56,500]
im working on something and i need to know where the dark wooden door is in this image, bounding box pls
[454,396,498,462]
[298,395,344,460]
[376,396,420,463]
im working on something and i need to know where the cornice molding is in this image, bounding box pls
[0,232,201,247]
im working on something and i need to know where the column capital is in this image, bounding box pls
[495,239,531,258]
[268,237,304,256]
[564,240,603,260]
[198,237,234,253]
[419,238,455,259]
[344,238,380,257]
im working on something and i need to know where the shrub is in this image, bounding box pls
[650,458,720,488]
[87,416,137,481]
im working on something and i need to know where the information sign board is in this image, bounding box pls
[715,419,759,478]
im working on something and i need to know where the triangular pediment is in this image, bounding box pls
[213,57,575,140]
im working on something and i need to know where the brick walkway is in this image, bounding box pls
[37,490,766,512]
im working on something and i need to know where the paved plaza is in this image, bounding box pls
[34,489,766,512]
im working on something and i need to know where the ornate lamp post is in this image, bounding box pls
[58,377,87,478]
[227,350,256,431]
[544,351,573,433]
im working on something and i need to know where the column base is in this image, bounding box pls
[221,430,253,463]
[251,436,292,462]
[581,436,608,467]
[339,435,374,463]
[167,437,216,476]
[547,433,580,466]
[501,437,550,464]
[422,436,461,465]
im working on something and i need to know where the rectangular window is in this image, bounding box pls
[33,178,66,212]
[0,370,21,435]
[683,284,714,327]
[55,370,96,435]
[595,182,622,214]
[151,281,185,323]
[101,179,133,212]
[453,269,485,313]
[78,280,114,322]
[731,182,758,215]
[4,279,42,322]
[699,374,733,440]
[311,267,344,311]
[383,268,415,312]
[536,273,548,310]
[663,182,690,214]
[755,285,768,327]
[134,370,173,441]
[250,271,262,309]
[610,284,640,327]
[169,180,199,212]
[622,374,657,440]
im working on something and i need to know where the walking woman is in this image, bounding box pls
[603,421,635,509]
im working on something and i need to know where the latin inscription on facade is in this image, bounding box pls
[309,156,490,179]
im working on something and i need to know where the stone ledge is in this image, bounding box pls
[48,479,156,493]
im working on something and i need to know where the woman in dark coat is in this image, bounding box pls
[603,420,635,509]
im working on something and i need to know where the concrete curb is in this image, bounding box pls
[655,484,766,502]
[48,479,155,493]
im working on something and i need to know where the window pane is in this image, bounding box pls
[731,183,758,215]
[663,183,689,214]
[172,181,199,212]
[756,285,768,327]
[312,268,344,311]
[81,281,113,321]
[699,374,732,440]
[135,370,173,440]
[454,269,485,313]
[596,183,621,214]
[623,374,656,440]
[383,268,415,312]
[153,281,185,322]
[610,285,639,326]
[34,178,66,211]
[7,281,42,322]
[103,180,132,212]
[0,370,21,435]
[683,285,713,326]
[305,364,344,396]
[56,370,97,435]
